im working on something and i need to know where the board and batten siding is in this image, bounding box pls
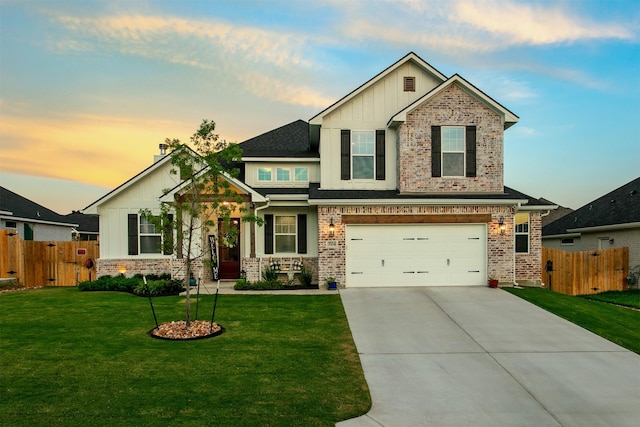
[319,61,442,190]
[97,161,181,259]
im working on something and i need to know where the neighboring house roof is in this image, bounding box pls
[0,186,78,227]
[388,74,519,129]
[307,184,555,208]
[309,52,447,125]
[65,211,99,234]
[238,119,317,158]
[538,198,573,227]
[543,177,640,237]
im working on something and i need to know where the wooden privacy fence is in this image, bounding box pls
[0,230,98,287]
[542,246,629,296]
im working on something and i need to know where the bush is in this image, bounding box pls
[233,280,284,291]
[262,266,279,283]
[79,275,182,296]
[298,266,313,287]
[133,279,184,297]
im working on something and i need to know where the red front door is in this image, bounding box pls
[218,218,240,279]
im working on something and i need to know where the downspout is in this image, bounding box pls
[512,203,522,288]
[254,198,271,280]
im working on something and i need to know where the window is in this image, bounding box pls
[441,127,465,177]
[294,167,308,181]
[352,131,374,179]
[404,76,415,92]
[561,238,574,246]
[139,215,162,254]
[275,216,296,253]
[258,167,272,181]
[276,168,290,181]
[5,221,16,228]
[515,213,529,253]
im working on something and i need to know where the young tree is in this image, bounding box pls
[143,119,259,328]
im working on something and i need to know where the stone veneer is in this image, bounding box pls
[317,205,541,288]
[397,83,504,194]
[242,257,319,285]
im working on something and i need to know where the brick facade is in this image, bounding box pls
[316,205,537,288]
[397,83,504,194]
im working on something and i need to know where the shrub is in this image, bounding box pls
[262,267,279,283]
[78,275,139,293]
[133,279,184,297]
[298,266,313,288]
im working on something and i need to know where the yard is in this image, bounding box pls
[0,288,371,426]
[506,287,640,354]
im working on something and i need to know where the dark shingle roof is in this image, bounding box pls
[65,211,99,233]
[308,184,551,205]
[237,120,318,158]
[543,177,640,236]
[0,186,77,225]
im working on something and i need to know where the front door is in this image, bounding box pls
[218,218,240,279]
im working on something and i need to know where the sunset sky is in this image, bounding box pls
[1,0,638,214]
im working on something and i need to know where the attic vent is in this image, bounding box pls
[404,76,415,92]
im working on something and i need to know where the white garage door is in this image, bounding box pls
[345,224,486,287]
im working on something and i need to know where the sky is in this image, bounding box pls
[0,0,639,214]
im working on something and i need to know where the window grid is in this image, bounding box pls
[276,168,290,181]
[258,168,272,181]
[352,130,374,179]
[275,215,296,253]
[441,127,465,177]
[515,213,530,254]
[294,167,308,181]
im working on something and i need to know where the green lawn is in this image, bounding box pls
[505,287,640,354]
[0,288,370,426]
[579,289,640,309]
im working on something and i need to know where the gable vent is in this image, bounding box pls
[404,76,415,92]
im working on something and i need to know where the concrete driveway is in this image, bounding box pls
[337,287,640,427]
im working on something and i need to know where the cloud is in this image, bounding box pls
[49,13,333,108]
[0,112,191,188]
[454,0,636,45]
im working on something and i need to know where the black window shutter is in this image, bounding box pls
[466,126,477,177]
[341,129,350,180]
[297,214,307,254]
[264,214,274,254]
[163,214,173,255]
[376,130,385,180]
[127,214,138,255]
[431,126,441,177]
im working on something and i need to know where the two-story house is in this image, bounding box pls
[84,52,554,287]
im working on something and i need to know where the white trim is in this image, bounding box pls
[388,75,519,129]
[310,52,447,125]
[309,198,529,206]
[567,222,640,233]
[242,157,319,163]
[542,232,581,239]
[0,215,77,228]
[158,170,267,204]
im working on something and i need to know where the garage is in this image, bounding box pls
[345,224,487,287]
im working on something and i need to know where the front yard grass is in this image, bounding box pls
[505,287,640,354]
[579,289,640,309]
[0,287,370,426]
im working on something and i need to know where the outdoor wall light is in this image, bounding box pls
[498,217,506,235]
[329,218,335,237]
[118,266,127,276]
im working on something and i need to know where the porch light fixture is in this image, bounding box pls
[118,265,127,276]
[498,217,505,235]
[329,218,335,238]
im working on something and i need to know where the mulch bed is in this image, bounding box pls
[150,320,224,340]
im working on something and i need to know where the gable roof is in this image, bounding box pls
[65,211,99,233]
[309,52,447,125]
[83,152,175,214]
[0,186,77,226]
[238,119,317,158]
[543,177,640,236]
[388,74,519,129]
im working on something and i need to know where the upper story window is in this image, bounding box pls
[515,213,529,253]
[351,131,375,179]
[258,167,272,181]
[441,127,465,177]
[276,168,290,181]
[294,167,308,181]
[404,76,415,92]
